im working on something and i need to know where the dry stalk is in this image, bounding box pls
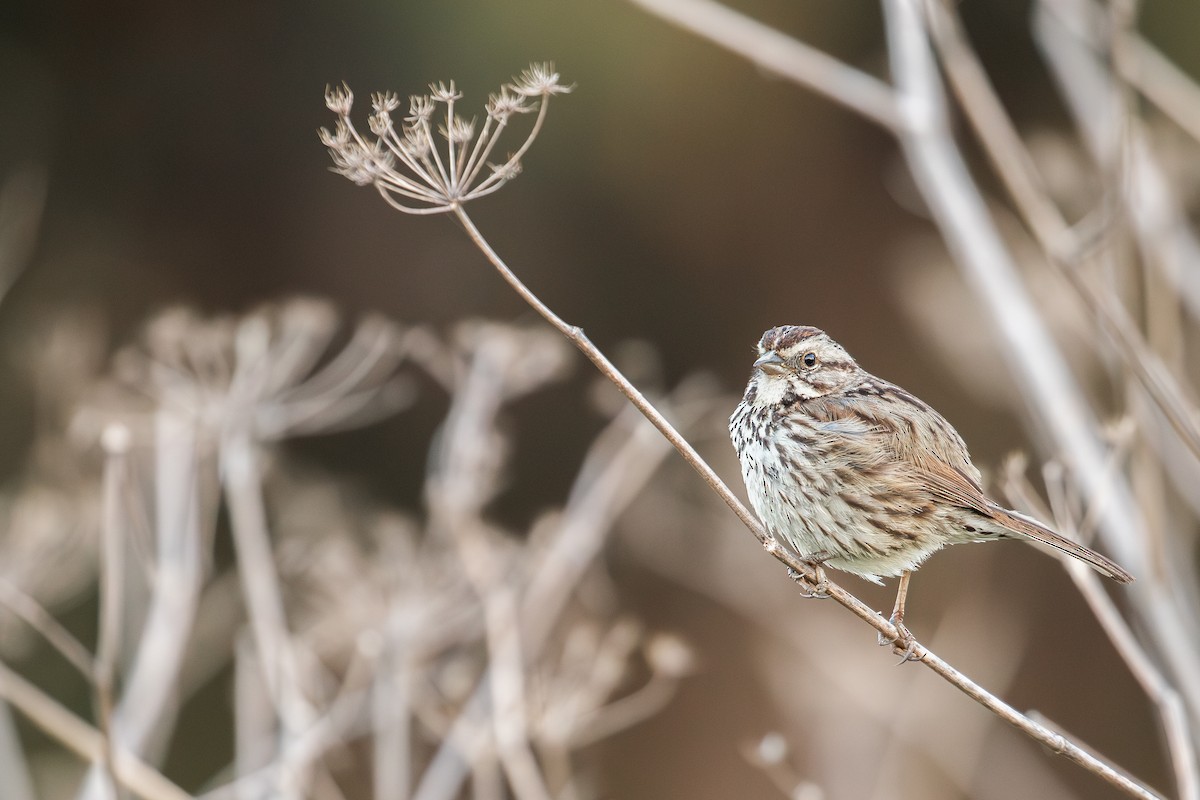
[410,347,699,800]
[0,659,193,800]
[929,0,1200,747]
[1004,458,1199,800]
[75,410,209,800]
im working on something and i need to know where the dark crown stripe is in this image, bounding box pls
[761,325,825,351]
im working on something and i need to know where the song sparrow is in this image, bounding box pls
[729,325,1133,646]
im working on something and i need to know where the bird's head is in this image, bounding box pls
[743,325,861,406]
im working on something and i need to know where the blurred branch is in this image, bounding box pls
[0,699,35,800]
[77,412,209,800]
[880,0,1147,584]
[629,0,900,129]
[0,165,46,309]
[412,373,695,800]
[1003,459,1199,800]
[0,579,96,679]
[1062,565,1199,800]
[96,424,132,800]
[924,0,1200,465]
[1126,35,1200,144]
[482,588,552,800]
[925,0,1200,736]
[1036,0,1200,320]
[625,0,1146,578]
[221,433,317,798]
[1033,0,1200,734]
[0,659,193,800]
[371,629,413,800]
[620,0,1200,794]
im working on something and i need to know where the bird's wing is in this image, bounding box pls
[817,381,1134,583]
[896,398,1134,584]
[916,455,995,515]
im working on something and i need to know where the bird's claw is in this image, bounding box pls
[786,563,830,599]
[877,614,919,664]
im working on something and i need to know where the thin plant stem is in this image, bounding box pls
[411,386,698,800]
[923,0,1200,466]
[481,588,553,800]
[1026,465,1200,800]
[0,698,35,800]
[0,660,193,800]
[0,580,95,679]
[630,0,900,129]
[220,433,315,798]
[372,634,413,800]
[97,424,132,800]
[77,409,207,800]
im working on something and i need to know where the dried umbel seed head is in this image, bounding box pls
[319,63,571,214]
[104,299,412,442]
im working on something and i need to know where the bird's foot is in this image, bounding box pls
[787,560,830,599]
[877,614,919,664]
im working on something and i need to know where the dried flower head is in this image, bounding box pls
[105,299,413,442]
[511,62,573,97]
[319,63,570,214]
[324,83,354,116]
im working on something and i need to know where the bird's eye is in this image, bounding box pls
[802,352,818,367]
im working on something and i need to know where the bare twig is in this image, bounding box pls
[1034,464,1200,800]
[1065,565,1199,800]
[1036,0,1200,320]
[0,698,35,800]
[0,165,47,310]
[881,0,1146,580]
[1000,451,1197,800]
[923,0,1200,466]
[1034,0,1200,733]
[97,424,133,800]
[412,367,693,800]
[629,0,900,129]
[78,410,208,800]
[482,588,552,800]
[221,436,315,726]
[371,626,413,800]
[0,659,193,800]
[626,0,1146,586]
[1126,36,1200,144]
[0,579,96,679]
[927,1,1200,735]
[221,434,320,800]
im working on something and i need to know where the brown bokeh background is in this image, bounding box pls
[2,0,1197,797]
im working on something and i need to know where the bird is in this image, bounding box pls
[728,324,1133,650]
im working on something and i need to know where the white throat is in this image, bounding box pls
[750,371,808,407]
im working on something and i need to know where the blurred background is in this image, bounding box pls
[1,0,1197,798]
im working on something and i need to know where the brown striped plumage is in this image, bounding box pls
[729,326,1131,635]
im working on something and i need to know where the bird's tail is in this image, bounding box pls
[989,503,1134,584]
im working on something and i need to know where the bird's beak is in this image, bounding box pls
[753,351,785,371]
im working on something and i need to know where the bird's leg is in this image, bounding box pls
[786,553,831,599]
[808,560,830,598]
[878,570,918,661]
